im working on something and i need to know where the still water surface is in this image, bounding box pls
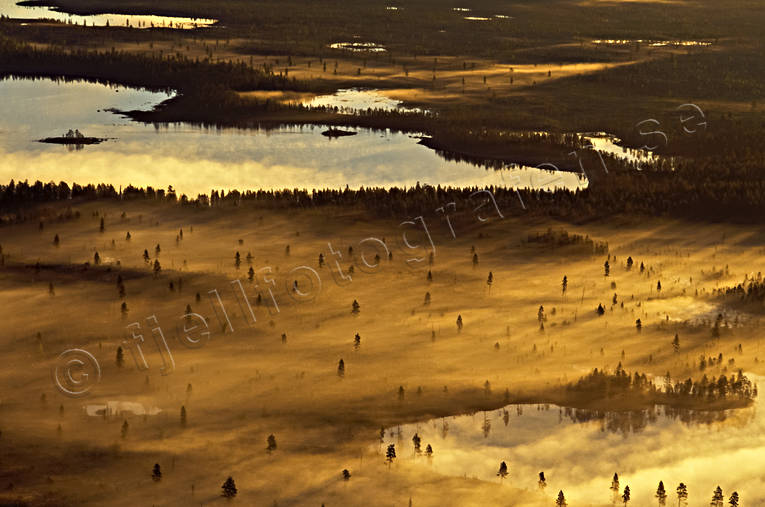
[0,78,587,196]
[0,0,216,29]
[382,380,763,505]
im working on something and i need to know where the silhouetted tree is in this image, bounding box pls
[180,406,187,427]
[711,486,724,507]
[121,420,129,439]
[352,300,360,314]
[386,444,396,465]
[427,270,433,282]
[48,282,55,296]
[487,272,493,293]
[143,249,150,262]
[354,333,361,349]
[120,301,128,317]
[626,257,633,270]
[622,485,631,505]
[337,359,345,377]
[94,252,101,265]
[318,253,324,267]
[99,217,105,233]
[497,461,508,480]
[342,469,351,481]
[562,276,567,295]
[234,252,241,269]
[53,234,60,247]
[267,434,277,452]
[538,471,546,490]
[153,259,161,277]
[610,473,620,499]
[657,280,662,292]
[152,463,162,482]
[456,314,463,331]
[424,292,431,305]
[597,303,605,316]
[221,477,237,498]
[126,231,131,241]
[677,483,688,506]
[116,346,124,368]
[412,432,421,453]
[656,481,667,505]
[604,260,610,277]
[472,253,478,266]
[425,444,433,457]
[636,319,642,331]
[556,491,567,507]
[728,492,739,507]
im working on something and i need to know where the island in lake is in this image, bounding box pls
[38,129,107,145]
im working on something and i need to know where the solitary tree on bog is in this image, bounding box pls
[497,461,508,480]
[656,480,667,505]
[221,477,237,498]
[556,491,567,507]
[151,463,162,482]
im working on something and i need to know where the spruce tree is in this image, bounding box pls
[152,463,162,482]
[221,477,237,498]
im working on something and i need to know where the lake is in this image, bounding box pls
[0,78,588,196]
[0,0,216,29]
[381,379,763,505]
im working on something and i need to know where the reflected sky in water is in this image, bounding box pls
[0,78,587,196]
[301,88,423,114]
[0,0,216,29]
[382,378,763,505]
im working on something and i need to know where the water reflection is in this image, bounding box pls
[0,77,588,196]
[301,88,424,114]
[328,42,386,53]
[0,0,216,29]
[381,378,764,504]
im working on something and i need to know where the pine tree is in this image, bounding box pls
[556,491,567,507]
[497,461,508,480]
[677,483,688,506]
[221,477,237,498]
[728,492,739,507]
[153,259,161,277]
[672,334,680,353]
[424,292,431,305]
[425,444,433,457]
[597,303,605,315]
[99,217,105,232]
[234,251,241,269]
[94,252,101,265]
[116,346,124,368]
[318,253,324,267]
[342,469,351,480]
[427,270,433,282]
[152,463,162,482]
[121,420,129,439]
[48,282,55,296]
[711,486,724,507]
[538,471,546,490]
[126,231,131,241]
[337,359,345,377]
[487,272,493,292]
[143,249,150,262]
[121,301,128,317]
[53,234,60,247]
[180,406,187,427]
[456,314,463,331]
[267,434,277,452]
[354,333,361,349]
[472,253,478,266]
[352,300,360,314]
[622,485,631,505]
[636,319,642,331]
[657,280,662,292]
[626,256,633,270]
[412,433,421,453]
[604,260,610,276]
[386,444,396,465]
[656,481,667,505]
[562,275,567,294]
[610,473,620,498]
